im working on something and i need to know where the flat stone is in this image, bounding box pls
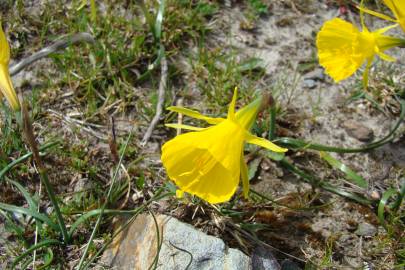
[354,222,377,237]
[303,79,317,89]
[101,214,251,270]
[303,68,325,81]
[281,259,301,270]
[343,120,374,142]
[251,246,280,270]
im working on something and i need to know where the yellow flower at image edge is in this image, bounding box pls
[316,18,405,83]
[0,23,20,111]
[161,90,287,204]
[383,0,405,31]
[359,0,405,32]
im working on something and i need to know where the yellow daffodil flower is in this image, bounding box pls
[0,23,20,111]
[161,89,287,204]
[359,0,405,32]
[316,18,405,85]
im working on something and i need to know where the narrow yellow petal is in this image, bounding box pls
[165,123,205,131]
[227,87,237,121]
[375,23,400,35]
[240,155,249,199]
[377,51,395,62]
[382,0,405,31]
[245,133,288,153]
[383,0,405,20]
[235,96,262,131]
[357,6,396,23]
[167,106,224,124]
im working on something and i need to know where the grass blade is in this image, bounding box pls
[0,202,59,231]
[378,188,397,230]
[6,178,38,210]
[0,141,59,181]
[11,239,61,269]
[37,248,54,270]
[280,158,372,205]
[154,0,166,42]
[319,152,367,188]
[76,129,134,269]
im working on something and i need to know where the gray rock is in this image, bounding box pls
[355,222,377,237]
[101,214,251,270]
[304,68,325,81]
[343,120,374,142]
[251,246,280,270]
[303,79,317,89]
[281,259,301,270]
[343,256,363,268]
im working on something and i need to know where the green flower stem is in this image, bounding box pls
[38,168,70,243]
[268,104,276,141]
[17,105,69,243]
[280,158,373,205]
[276,98,405,153]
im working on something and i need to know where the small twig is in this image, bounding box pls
[141,54,168,145]
[10,33,95,76]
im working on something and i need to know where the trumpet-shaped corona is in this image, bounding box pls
[0,23,20,111]
[161,90,287,204]
[316,18,405,83]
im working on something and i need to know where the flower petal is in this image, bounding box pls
[167,106,224,124]
[165,123,205,131]
[0,23,10,65]
[227,87,237,121]
[235,96,262,131]
[245,132,288,153]
[357,6,397,22]
[0,24,20,111]
[240,155,249,199]
[316,18,364,82]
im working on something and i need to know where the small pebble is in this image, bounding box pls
[304,68,325,81]
[370,190,380,200]
[355,222,377,237]
[303,79,317,89]
[343,120,374,142]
